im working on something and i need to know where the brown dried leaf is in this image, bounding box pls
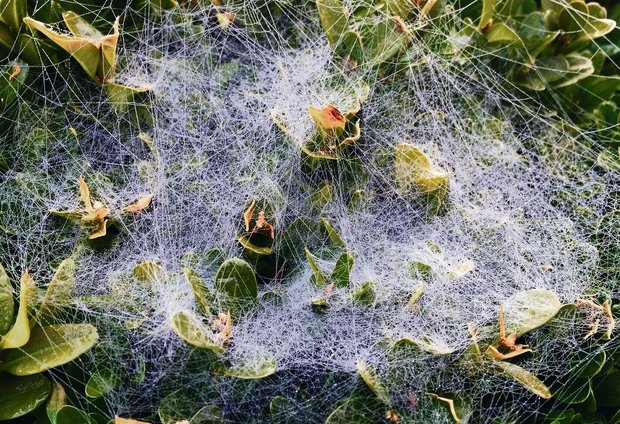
[123,194,154,213]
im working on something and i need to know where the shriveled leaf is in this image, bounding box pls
[426,393,462,423]
[0,271,36,350]
[493,361,551,399]
[0,374,51,421]
[115,417,150,424]
[0,323,99,375]
[308,104,346,131]
[170,310,224,353]
[502,288,562,336]
[355,360,389,403]
[122,194,154,213]
[226,354,277,379]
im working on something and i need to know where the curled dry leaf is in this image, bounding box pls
[485,304,532,361]
[212,310,233,342]
[123,194,154,213]
[308,104,346,131]
[9,61,20,80]
[576,299,615,340]
[426,393,460,423]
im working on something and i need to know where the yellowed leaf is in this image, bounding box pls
[115,417,150,424]
[308,104,346,130]
[0,271,36,350]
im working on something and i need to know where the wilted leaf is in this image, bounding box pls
[123,194,154,213]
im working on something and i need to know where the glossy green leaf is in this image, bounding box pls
[0,323,99,375]
[214,258,257,305]
[55,405,94,424]
[331,252,354,288]
[0,374,51,421]
[0,263,13,335]
[485,22,523,45]
[0,271,36,350]
[316,0,348,49]
[183,268,212,317]
[227,354,277,379]
[502,288,562,336]
[0,0,27,33]
[170,310,224,353]
[479,0,495,29]
[33,258,76,326]
[85,368,119,398]
[355,360,388,402]
[493,361,551,398]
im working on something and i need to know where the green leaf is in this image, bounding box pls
[103,82,151,113]
[0,263,13,335]
[553,378,591,404]
[0,0,27,33]
[364,17,408,67]
[552,54,594,88]
[493,361,551,398]
[213,258,257,308]
[236,234,273,255]
[46,382,66,424]
[320,217,345,248]
[55,406,94,424]
[305,248,326,287]
[331,252,354,288]
[183,268,212,317]
[132,261,165,285]
[85,368,119,399]
[23,14,119,82]
[385,0,413,20]
[226,354,277,379]
[324,396,384,424]
[316,0,349,49]
[392,336,455,355]
[355,360,388,402]
[0,323,99,375]
[479,0,495,30]
[395,143,450,196]
[485,22,523,46]
[0,374,51,421]
[170,310,224,353]
[0,271,36,350]
[593,370,620,407]
[502,288,562,336]
[32,258,76,326]
[570,346,605,379]
[189,405,224,424]
[352,281,375,306]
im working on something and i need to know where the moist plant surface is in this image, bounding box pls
[1,0,620,423]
